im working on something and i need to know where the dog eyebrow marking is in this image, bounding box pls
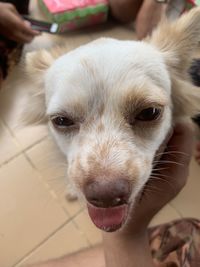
[98,103,105,117]
[97,121,105,133]
[121,85,168,116]
[47,100,86,120]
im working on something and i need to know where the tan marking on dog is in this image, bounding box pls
[122,85,167,119]
[97,121,105,133]
[98,103,105,117]
[123,157,139,180]
[80,57,96,78]
[99,142,110,159]
[69,155,89,189]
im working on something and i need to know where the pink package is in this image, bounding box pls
[39,0,109,32]
[43,0,108,13]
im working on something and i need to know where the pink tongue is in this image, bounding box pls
[87,203,128,232]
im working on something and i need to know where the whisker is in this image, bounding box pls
[151,166,170,172]
[151,172,171,179]
[153,160,184,166]
[149,175,174,190]
[155,150,189,157]
[140,186,165,199]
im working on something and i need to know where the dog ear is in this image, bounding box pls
[149,7,200,118]
[149,7,200,75]
[22,49,55,124]
[25,46,68,80]
[26,49,54,81]
[23,46,69,124]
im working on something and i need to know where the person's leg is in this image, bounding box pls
[109,0,143,23]
[28,245,105,267]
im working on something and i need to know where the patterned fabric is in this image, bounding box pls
[149,218,200,267]
[0,0,29,79]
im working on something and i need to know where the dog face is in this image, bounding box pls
[25,8,200,232]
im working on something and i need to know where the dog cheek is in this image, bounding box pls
[67,156,88,193]
[131,157,152,192]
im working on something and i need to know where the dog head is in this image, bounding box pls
[25,8,200,232]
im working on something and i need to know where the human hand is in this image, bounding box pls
[121,123,194,237]
[135,0,167,40]
[0,2,40,43]
[195,141,200,164]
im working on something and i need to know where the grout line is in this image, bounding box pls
[12,208,89,267]
[1,117,74,221]
[24,150,71,217]
[71,209,95,248]
[0,152,23,168]
[72,221,92,248]
[169,203,183,218]
[13,209,86,267]
[2,116,79,219]
[0,136,48,168]
[1,120,89,266]
[1,115,49,153]
[23,150,72,216]
[22,135,49,151]
[13,217,74,267]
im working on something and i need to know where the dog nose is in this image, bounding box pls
[84,179,131,208]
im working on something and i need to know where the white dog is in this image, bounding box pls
[24,8,200,232]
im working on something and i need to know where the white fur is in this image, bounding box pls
[24,7,200,226]
[42,39,172,201]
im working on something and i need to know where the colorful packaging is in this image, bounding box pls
[185,0,200,10]
[38,0,109,33]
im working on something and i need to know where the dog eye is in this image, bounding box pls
[52,116,75,128]
[135,107,161,121]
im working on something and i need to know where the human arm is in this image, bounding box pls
[103,123,194,267]
[135,0,168,39]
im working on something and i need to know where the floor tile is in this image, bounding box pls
[0,68,49,150]
[0,155,68,267]
[26,137,83,217]
[17,222,89,266]
[150,204,181,227]
[14,125,49,150]
[0,119,21,165]
[63,198,84,218]
[74,210,102,246]
[0,66,28,127]
[170,158,200,219]
[90,24,136,41]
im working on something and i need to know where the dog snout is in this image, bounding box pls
[84,179,131,208]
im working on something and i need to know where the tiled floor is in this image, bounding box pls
[0,1,200,267]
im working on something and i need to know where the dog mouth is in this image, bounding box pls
[87,203,129,232]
